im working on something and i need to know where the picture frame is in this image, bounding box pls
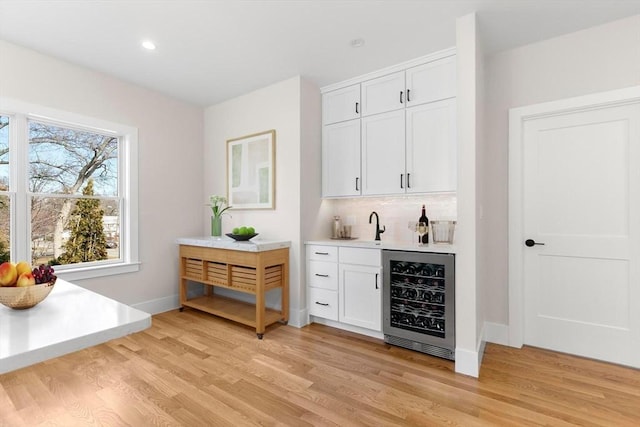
[226,130,275,209]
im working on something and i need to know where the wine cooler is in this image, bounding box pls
[382,250,455,360]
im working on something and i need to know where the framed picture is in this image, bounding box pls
[227,130,275,209]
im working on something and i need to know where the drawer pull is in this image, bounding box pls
[315,273,329,277]
[314,251,330,255]
[315,301,329,306]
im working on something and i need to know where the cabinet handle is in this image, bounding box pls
[356,177,359,191]
[407,173,411,188]
[400,91,404,104]
[400,174,404,189]
[407,89,411,102]
[315,273,329,277]
[314,251,329,255]
[315,301,329,306]
[355,102,359,114]
[375,273,379,289]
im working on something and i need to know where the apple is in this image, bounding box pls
[16,261,31,277]
[0,262,17,287]
[16,272,36,287]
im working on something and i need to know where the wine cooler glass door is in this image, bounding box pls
[383,250,455,354]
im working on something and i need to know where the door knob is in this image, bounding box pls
[525,239,545,247]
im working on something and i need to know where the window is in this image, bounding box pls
[0,99,139,280]
[0,116,10,264]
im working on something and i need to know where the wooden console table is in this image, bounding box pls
[177,237,290,339]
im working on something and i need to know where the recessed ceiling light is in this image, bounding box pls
[350,38,365,48]
[141,40,156,50]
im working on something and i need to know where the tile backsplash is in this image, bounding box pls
[321,193,457,244]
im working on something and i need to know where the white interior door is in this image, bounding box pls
[519,98,640,367]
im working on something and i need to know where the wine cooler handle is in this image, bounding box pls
[315,301,329,306]
[375,273,379,289]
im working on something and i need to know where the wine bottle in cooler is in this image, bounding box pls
[418,205,429,244]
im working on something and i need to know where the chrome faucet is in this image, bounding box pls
[369,211,385,241]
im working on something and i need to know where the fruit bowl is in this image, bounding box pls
[0,277,57,310]
[226,233,258,241]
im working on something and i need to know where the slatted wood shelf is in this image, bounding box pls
[181,295,283,329]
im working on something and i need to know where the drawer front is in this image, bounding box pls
[307,245,338,262]
[308,288,338,321]
[339,247,381,267]
[308,260,338,290]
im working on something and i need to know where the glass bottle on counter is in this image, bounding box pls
[418,205,429,244]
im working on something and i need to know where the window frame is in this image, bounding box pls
[0,97,139,280]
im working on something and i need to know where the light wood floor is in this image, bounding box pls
[2,309,639,426]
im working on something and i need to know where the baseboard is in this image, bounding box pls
[453,322,509,378]
[455,347,480,377]
[131,295,179,315]
[309,317,384,340]
[483,321,510,346]
[287,308,307,328]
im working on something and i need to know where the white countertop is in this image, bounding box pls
[306,239,457,254]
[0,279,151,374]
[177,236,291,252]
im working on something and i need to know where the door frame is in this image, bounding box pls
[508,86,640,348]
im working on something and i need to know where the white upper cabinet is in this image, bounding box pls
[405,98,457,193]
[322,120,361,197]
[361,71,405,117]
[405,56,457,106]
[322,84,360,125]
[321,49,457,197]
[361,110,406,196]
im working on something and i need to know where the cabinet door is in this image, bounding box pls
[322,120,361,197]
[406,98,457,193]
[406,56,456,107]
[339,264,381,331]
[322,84,360,125]
[361,110,405,196]
[361,71,405,117]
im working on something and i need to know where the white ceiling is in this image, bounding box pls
[1,0,639,106]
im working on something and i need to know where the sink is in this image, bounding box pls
[348,240,384,248]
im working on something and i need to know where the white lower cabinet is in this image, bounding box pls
[339,263,381,331]
[307,245,339,320]
[307,244,381,333]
